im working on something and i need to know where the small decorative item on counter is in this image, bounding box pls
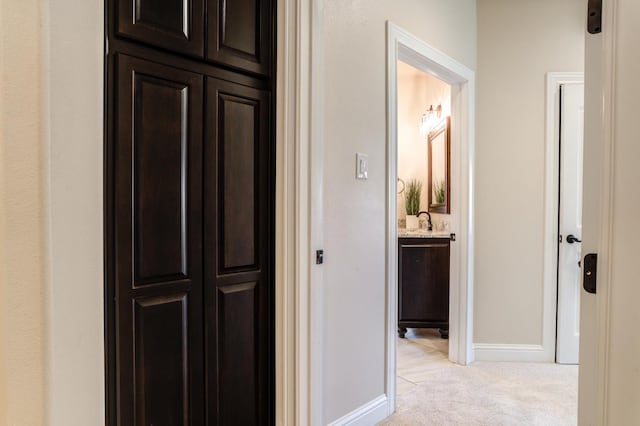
[405,179,422,230]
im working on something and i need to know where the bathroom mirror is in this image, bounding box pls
[428,116,451,214]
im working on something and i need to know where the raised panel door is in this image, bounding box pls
[205,77,272,424]
[113,54,204,425]
[107,0,276,422]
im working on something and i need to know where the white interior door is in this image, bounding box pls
[556,83,584,365]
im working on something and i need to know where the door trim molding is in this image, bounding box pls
[543,72,584,363]
[587,0,616,422]
[386,21,476,414]
[276,0,316,424]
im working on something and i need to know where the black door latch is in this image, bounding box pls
[587,0,602,34]
[583,253,598,294]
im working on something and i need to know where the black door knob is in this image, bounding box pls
[566,234,582,244]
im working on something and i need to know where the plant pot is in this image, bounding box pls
[406,215,419,230]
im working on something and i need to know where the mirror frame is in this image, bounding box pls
[427,116,451,214]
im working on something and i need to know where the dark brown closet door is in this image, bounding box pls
[116,0,205,56]
[207,0,273,75]
[114,54,204,426]
[205,77,272,424]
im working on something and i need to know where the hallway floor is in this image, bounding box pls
[381,329,578,425]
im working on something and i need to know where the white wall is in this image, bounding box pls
[475,0,584,348]
[45,0,105,424]
[320,1,476,422]
[0,0,47,424]
[0,0,105,424]
[397,62,451,224]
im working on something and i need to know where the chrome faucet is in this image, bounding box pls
[417,211,433,231]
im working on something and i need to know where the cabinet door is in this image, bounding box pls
[207,0,273,75]
[398,240,450,322]
[116,0,205,57]
[205,77,272,424]
[113,54,204,425]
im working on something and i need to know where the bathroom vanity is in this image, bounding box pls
[398,231,451,339]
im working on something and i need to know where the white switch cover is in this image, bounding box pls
[356,153,368,180]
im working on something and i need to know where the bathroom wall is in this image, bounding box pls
[475,0,584,349]
[397,61,451,226]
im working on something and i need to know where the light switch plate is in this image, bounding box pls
[356,153,368,180]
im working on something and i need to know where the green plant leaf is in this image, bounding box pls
[434,180,445,204]
[404,179,422,215]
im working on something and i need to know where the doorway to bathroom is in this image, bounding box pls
[385,22,476,413]
[395,59,454,387]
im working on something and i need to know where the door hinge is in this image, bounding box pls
[587,0,602,34]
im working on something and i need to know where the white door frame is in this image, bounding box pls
[543,72,584,363]
[577,0,615,421]
[385,22,476,413]
[275,0,312,423]
[279,0,324,424]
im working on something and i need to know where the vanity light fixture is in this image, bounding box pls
[420,104,443,135]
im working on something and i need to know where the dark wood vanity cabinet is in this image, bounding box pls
[398,237,450,339]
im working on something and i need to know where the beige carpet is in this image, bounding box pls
[381,329,578,426]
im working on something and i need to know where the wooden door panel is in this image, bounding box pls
[210,84,269,275]
[205,77,271,424]
[114,54,204,425]
[207,0,272,75]
[217,282,258,424]
[134,294,189,426]
[219,94,258,271]
[133,73,190,285]
[116,0,205,56]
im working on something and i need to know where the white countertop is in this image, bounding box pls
[397,228,451,239]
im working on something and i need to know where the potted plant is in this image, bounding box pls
[405,179,422,229]
[434,180,446,204]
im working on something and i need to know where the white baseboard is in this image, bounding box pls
[474,343,553,362]
[327,395,389,426]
